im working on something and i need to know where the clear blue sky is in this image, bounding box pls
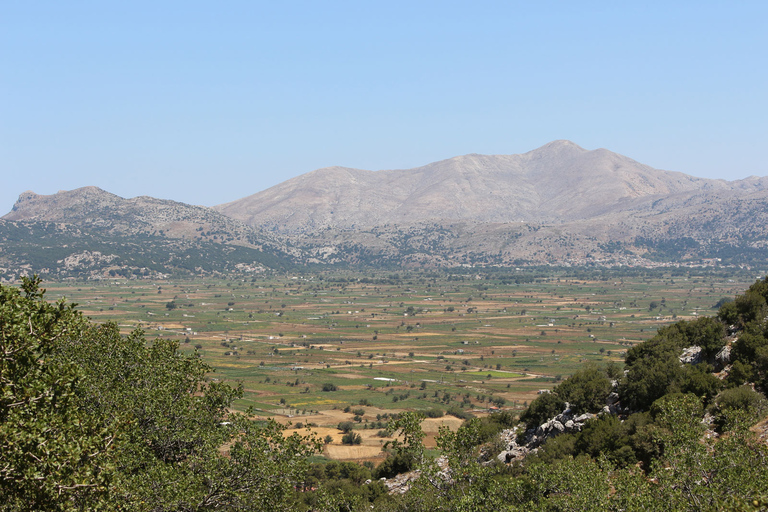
[2,1,766,214]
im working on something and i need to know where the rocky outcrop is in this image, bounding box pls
[679,346,704,365]
[715,344,732,370]
[381,456,451,495]
[496,403,599,464]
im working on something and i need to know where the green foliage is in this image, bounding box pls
[573,415,636,468]
[423,407,444,418]
[645,393,768,510]
[728,359,756,386]
[720,277,768,328]
[530,432,578,465]
[445,406,474,420]
[341,432,362,445]
[519,364,612,433]
[0,276,113,510]
[554,364,613,415]
[373,452,417,480]
[469,410,518,445]
[524,455,612,511]
[0,278,318,511]
[677,363,723,403]
[338,421,354,434]
[710,385,768,432]
[620,317,727,411]
[519,392,565,430]
[732,330,768,366]
[714,296,734,309]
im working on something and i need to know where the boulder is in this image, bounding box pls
[679,346,703,365]
[715,344,731,365]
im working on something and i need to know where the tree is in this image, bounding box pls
[0,276,114,510]
[341,432,362,445]
[0,278,319,511]
[338,421,354,434]
[555,364,612,414]
[519,391,565,430]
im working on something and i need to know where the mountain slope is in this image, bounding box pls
[5,141,768,275]
[215,140,753,233]
[0,188,296,280]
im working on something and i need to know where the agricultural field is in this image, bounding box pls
[40,267,761,462]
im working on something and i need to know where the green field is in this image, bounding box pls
[40,266,761,458]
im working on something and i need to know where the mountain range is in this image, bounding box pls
[3,140,768,279]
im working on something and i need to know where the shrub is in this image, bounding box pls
[519,392,565,430]
[446,406,474,420]
[711,385,768,431]
[341,432,362,445]
[424,408,444,418]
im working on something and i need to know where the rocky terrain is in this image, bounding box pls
[216,140,767,230]
[0,187,295,280]
[214,140,768,267]
[3,140,768,278]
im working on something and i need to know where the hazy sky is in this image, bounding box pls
[2,1,766,214]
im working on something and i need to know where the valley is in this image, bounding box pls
[44,267,756,463]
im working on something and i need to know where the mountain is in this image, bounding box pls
[0,187,296,281]
[4,141,768,276]
[213,141,768,267]
[215,141,761,232]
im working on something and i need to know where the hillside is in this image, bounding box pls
[215,141,768,267]
[0,187,296,280]
[215,140,762,231]
[5,141,768,275]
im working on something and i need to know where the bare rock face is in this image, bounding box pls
[495,403,599,464]
[215,140,735,234]
[210,140,768,267]
[680,346,704,365]
[716,345,732,367]
[2,186,281,247]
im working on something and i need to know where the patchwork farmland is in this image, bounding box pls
[43,267,758,462]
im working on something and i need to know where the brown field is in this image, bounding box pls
[43,268,758,464]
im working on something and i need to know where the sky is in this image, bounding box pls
[2,1,767,214]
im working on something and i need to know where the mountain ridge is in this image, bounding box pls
[214,140,756,233]
[4,140,768,276]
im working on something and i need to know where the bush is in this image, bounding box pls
[711,385,768,431]
[322,383,338,392]
[446,407,474,420]
[519,392,565,430]
[341,432,362,445]
[731,331,768,365]
[554,364,612,415]
[424,408,444,418]
[338,421,354,434]
[373,452,416,479]
[471,410,518,444]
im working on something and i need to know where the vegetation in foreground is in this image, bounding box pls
[2,274,768,510]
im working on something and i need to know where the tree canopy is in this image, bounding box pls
[0,277,317,511]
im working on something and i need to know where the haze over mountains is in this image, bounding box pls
[217,140,757,231]
[3,140,768,279]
